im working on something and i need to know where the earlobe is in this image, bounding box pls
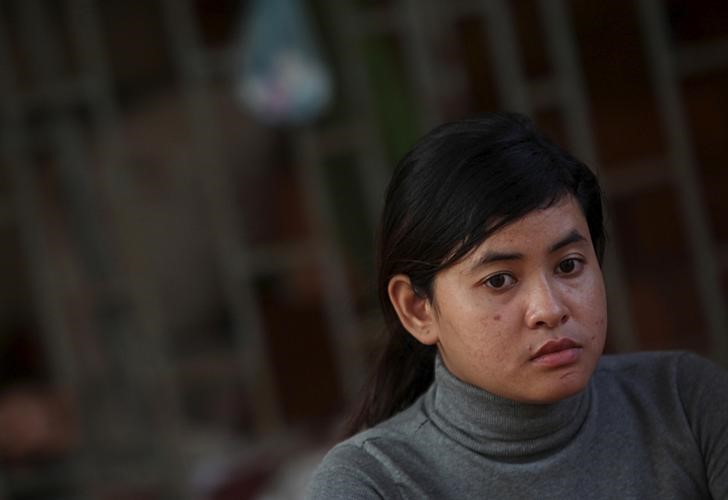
[387,274,439,345]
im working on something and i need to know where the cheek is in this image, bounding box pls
[585,281,608,344]
[476,315,515,358]
[591,281,608,326]
[573,272,607,315]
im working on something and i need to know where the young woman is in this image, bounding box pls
[306,113,728,499]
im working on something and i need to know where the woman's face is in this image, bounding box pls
[429,196,607,403]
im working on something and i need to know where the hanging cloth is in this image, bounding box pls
[234,0,333,125]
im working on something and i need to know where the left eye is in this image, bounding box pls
[557,258,580,274]
[484,273,516,289]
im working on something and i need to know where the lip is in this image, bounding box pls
[530,338,582,367]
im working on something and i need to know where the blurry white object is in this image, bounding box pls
[235,0,333,125]
[256,447,327,500]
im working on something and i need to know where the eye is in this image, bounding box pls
[484,273,516,289]
[557,257,582,275]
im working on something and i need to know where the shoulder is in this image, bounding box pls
[593,350,728,417]
[305,439,396,500]
[305,403,431,499]
[595,350,722,381]
[595,350,725,379]
[598,351,728,497]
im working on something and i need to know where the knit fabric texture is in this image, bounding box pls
[306,351,728,499]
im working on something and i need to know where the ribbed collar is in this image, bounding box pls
[424,355,592,459]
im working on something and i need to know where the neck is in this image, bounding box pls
[424,355,591,459]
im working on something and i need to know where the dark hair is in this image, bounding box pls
[345,113,605,435]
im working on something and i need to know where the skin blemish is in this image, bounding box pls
[493,314,501,321]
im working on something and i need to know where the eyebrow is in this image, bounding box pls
[549,229,587,253]
[469,229,587,273]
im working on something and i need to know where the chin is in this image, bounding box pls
[532,372,591,404]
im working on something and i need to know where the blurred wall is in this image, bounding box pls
[0,0,727,498]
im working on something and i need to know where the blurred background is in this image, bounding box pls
[0,0,727,498]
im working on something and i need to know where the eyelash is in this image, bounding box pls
[484,273,516,290]
[482,257,584,290]
[557,257,584,275]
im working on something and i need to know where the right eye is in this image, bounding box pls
[484,273,516,290]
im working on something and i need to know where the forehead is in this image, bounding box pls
[463,197,591,263]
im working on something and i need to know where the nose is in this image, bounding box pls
[525,277,569,329]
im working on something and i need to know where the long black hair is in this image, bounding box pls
[345,113,605,435]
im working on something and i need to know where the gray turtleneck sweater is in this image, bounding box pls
[306,351,728,499]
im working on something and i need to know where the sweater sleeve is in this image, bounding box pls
[304,442,399,500]
[676,352,728,499]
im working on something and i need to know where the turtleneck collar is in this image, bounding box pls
[423,355,592,460]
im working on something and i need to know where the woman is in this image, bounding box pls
[306,113,728,499]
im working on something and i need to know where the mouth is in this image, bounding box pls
[530,338,582,367]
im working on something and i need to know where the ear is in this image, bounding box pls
[387,274,439,345]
